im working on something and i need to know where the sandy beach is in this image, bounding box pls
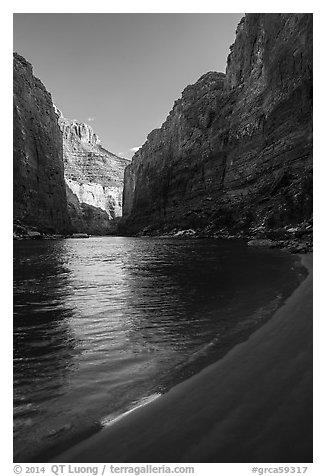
[52,254,313,463]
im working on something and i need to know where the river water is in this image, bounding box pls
[13,237,305,461]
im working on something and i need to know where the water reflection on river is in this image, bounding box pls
[13,237,304,461]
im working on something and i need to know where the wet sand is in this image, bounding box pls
[52,254,313,463]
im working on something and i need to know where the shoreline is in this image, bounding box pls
[13,219,313,255]
[23,245,304,463]
[50,253,313,463]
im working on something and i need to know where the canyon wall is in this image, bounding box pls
[122,14,313,236]
[13,53,70,234]
[57,110,129,234]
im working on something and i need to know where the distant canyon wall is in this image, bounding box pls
[57,110,129,234]
[13,53,70,233]
[122,14,313,235]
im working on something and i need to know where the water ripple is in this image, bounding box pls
[13,236,303,462]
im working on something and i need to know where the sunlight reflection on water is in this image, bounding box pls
[13,236,303,461]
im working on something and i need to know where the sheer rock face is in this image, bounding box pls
[56,110,129,234]
[65,184,121,235]
[13,53,70,233]
[122,14,313,235]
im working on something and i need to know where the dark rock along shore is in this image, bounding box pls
[120,14,313,251]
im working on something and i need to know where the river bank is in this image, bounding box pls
[51,254,312,463]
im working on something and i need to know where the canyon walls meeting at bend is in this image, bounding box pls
[13,14,313,239]
[121,14,313,236]
[13,53,129,236]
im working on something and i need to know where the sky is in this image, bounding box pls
[13,13,243,159]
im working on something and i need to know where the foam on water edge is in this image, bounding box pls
[100,393,162,428]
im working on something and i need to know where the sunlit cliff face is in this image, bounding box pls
[55,109,129,233]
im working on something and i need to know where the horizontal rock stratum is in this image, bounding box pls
[121,14,313,236]
[56,109,130,234]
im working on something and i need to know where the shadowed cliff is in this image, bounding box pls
[13,53,70,234]
[121,14,313,236]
